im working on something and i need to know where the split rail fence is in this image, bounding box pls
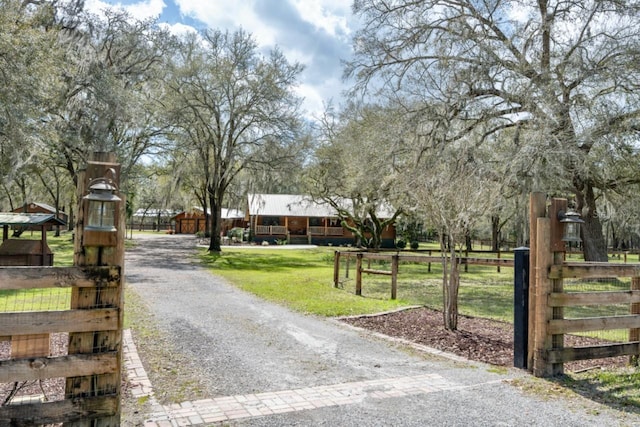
[333,250,514,300]
[0,265,122,425]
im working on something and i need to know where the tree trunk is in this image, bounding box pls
[208,194,222,252]
[440,233,459,331]
[491,216,500,252]
[575,180,608,262]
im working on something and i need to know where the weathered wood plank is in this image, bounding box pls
[340,252,514,267]
[459,257,515,267]
[550,263,640,279]
[0,352,117,382]
[361,268,393,276]
[0,266,120,290]
[548,290,640,307]
[1,309,118,336]
[0,395,117,425]
[548,315,640,334]
[547,342,640,363]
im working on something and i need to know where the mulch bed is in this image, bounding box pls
[340,306,629,372]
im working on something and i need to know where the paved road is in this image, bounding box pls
[125,234,638,426]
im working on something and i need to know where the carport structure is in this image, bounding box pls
[0,212,66,266]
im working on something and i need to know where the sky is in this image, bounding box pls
[85,0,358,118]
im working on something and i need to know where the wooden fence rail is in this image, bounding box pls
[0,265,122,425]
[528,194,640,376]
[334,250,514,300]
[533,259,640,375]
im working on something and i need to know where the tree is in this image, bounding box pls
[0,0,62,187]
[347,0,640,261]
[306,102,404,248]
[47,7,173,189]
[165,29,304,252]
[402,131,498,330]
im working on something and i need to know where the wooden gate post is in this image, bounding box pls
[528,192,547,371]
[533,217,553,377]
[67,152,125,426]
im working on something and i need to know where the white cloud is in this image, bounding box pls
[291,0,351,39]
[174,0,278,45]
[158,22,198,37]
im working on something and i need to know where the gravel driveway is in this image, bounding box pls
[125,234,638,426]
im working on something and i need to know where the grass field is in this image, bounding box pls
[200,246,517,320]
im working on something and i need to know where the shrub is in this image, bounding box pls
[410,241,419,250]
[396,239,406,249]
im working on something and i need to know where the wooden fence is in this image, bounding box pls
[0,265,122,425]
[333,250,514,300]
[529,193,640,376]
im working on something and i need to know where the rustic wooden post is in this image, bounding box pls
[67,152,124,426]
[549,198,567,376]
[533,217,553,377]
[355,253,363,296]
[631,276,640,365]
[345,253,350,278]
[528,192,546,371]
[497,248,501,273]
[427,250,431,273]
[391,254,399,300]
[333,251,340,288]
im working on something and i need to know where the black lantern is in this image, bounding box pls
[558,209,584,243]
[83,171,121,232]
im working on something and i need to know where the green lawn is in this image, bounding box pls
[0,231,75,312]
[200,246,516,320]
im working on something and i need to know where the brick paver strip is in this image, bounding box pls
[125,329,503,426]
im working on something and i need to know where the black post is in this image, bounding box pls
[514,247,530,369]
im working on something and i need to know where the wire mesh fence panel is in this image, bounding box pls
[563,277,633,343]
[0,288,71,313]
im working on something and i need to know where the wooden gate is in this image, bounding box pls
[0,152,125,424]
[0,266,122,424]
[529,193,640,376]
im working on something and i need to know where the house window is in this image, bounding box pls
[309,217,323,226]
[262,216,281,226]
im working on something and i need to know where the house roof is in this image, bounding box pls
[172,207,245,220]
[248,194,337,217]
[133,208,179,217]
[0,212,66,226]
[11,202,66,215]
[247,194,397,219]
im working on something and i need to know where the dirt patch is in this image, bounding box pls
[340,306,629,372]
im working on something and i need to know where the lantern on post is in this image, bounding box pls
[83,168,121,246]
[558,209,584,244]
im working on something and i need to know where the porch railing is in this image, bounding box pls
[256,225,344,236]
[256,225,288,235]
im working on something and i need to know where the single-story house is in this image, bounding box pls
[11,202,68,230]
[172,207,246,235]
[247,194,397,248]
